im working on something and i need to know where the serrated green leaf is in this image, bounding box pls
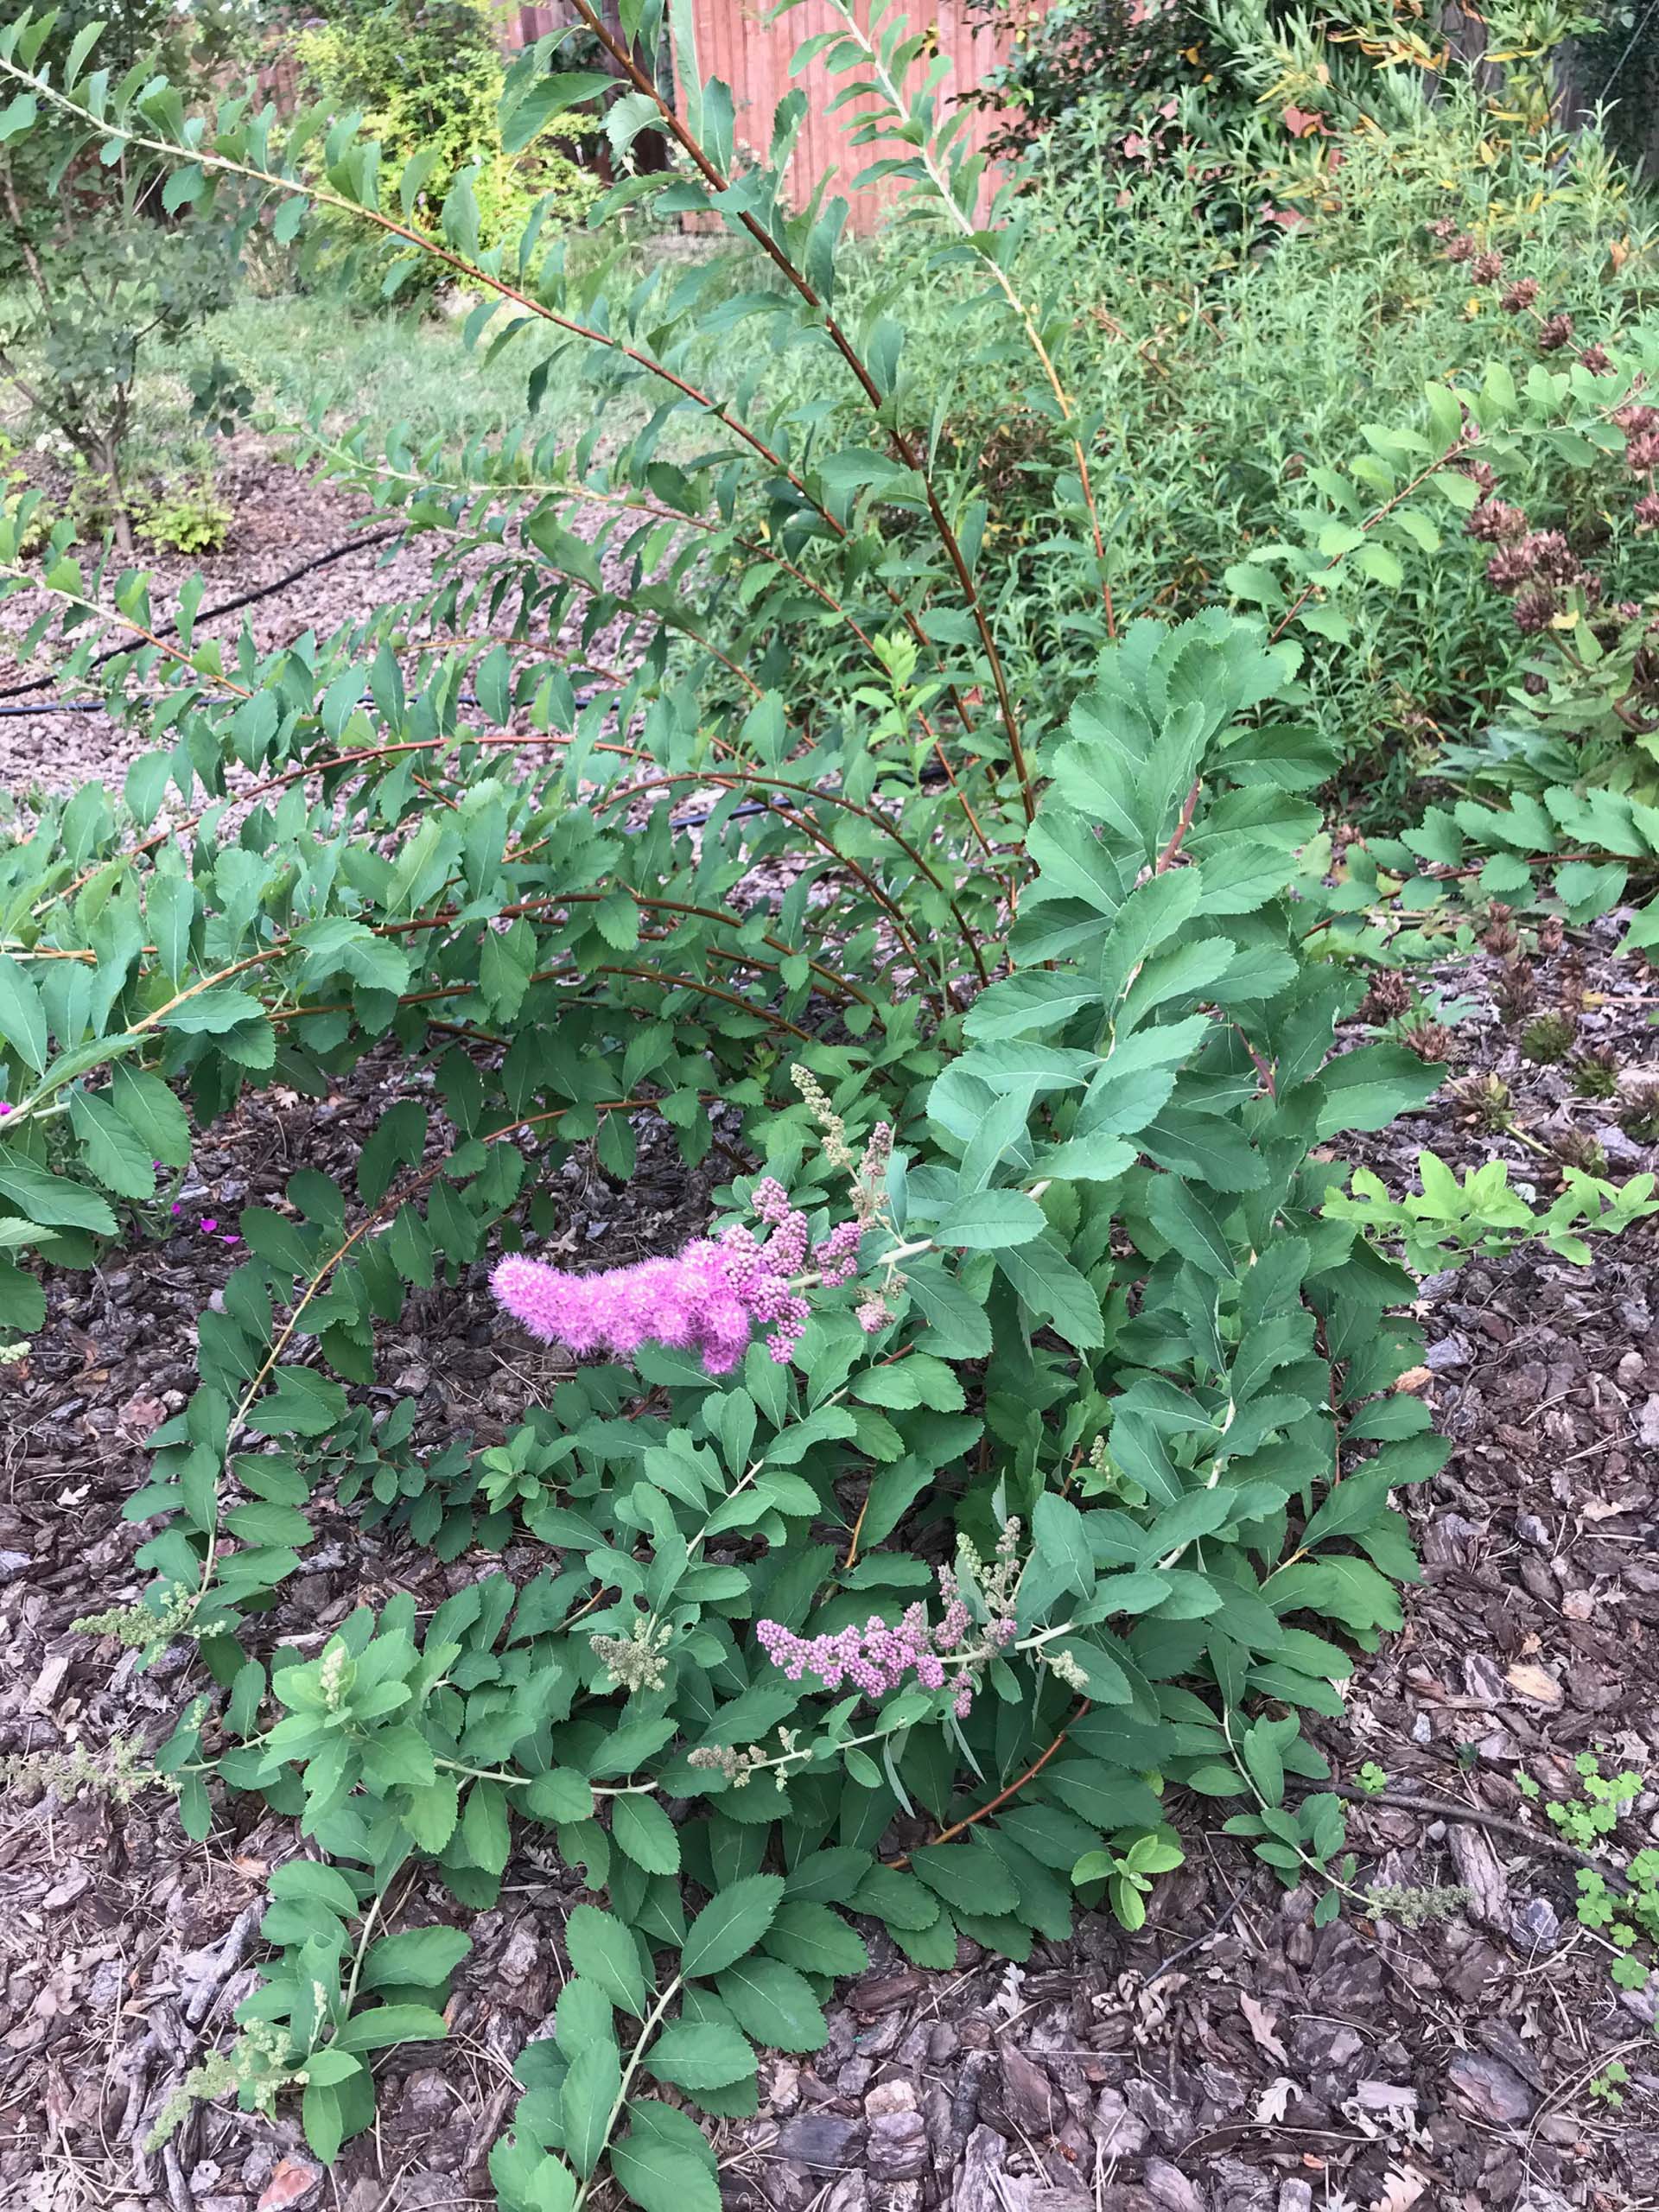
[565,1904,647,2018]
[715,1956,827,2051]
[681,1873,784,1980]
[645,2019,755,2092]
[612,1793,681,1875]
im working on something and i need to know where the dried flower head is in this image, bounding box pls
[1500,277,1539,313]
[1579,344,1613,377]
[1628,433,1659,475]
[1469,249,1504,284]
[1444,233,1476,263]
[1468,499,1529,543]
[1481,905,1518,959]
[1399,1017,1452,1064]
[1521,531,1579,585]
[1354,969,1411,1026]
[1512,585,1558,634]
[1448,1072,1514,1134]
[1485,543,1536,594]
[1537,313,1574,353]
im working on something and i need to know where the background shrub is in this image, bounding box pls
[293,0,601,302]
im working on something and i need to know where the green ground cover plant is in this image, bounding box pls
[1,2,1658,2204]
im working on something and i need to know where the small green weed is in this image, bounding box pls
[1522,1011,1580,1065]
[130,474,232,555]
[1526,1755,1659,2001]
[1589,2059,1629,2108]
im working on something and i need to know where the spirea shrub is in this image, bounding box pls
[0,3,1655,2206]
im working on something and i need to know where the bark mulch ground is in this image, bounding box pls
[3,469,1659,2212]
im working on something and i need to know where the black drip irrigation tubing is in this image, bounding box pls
[0,522,959,834]
[0,524,410,702]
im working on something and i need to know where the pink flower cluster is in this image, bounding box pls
[491,1178,863,1376]
[757,1594,1010,1720]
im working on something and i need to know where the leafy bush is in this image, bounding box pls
[744,18,1654,819]
[130,469,234,554]
[293,0,601,302]
[0,0,250,543]
[0,3,1656,2205]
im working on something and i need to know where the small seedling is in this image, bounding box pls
[1356,1760,1389,1795]
[1551,1752,1639,1847]
[1573,1048,1620,1099]
[1448,1071,1515,1132]
[1529,1755,1659,2004]
[1589,2059,1628,2109]
[1523,1010,1580,1064]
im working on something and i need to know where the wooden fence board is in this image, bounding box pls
[242,2,1014,233]
[683,0,1011,230]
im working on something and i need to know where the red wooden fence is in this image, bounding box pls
[513,2,1014,231]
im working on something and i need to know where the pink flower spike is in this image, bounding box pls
[492,1176,850,1377]
[0,1103,12,1116]
[171,1202,182,1215]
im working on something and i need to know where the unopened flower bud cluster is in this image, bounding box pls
[590,1613,673,1694]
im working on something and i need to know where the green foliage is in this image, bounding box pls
[728,14,1655,819]
[1325,1151,1659,1271]
[1553,1751,1643,1848]
[294,0,601,302]
[0,200,246,547]
[1589,2057,1629,2108]
[130,470,233,555]
[1545,1754,1659,2006]
[0,0,250,542]
[0,3,1654,2201]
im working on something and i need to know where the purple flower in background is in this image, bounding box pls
[492,1178,863,1376]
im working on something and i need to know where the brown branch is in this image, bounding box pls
[1155,780,1201,873]
[886,1702,1089,1867]
[1306,1781,1634,1893]
[564,0,1034,822]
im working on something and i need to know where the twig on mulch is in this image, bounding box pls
[1306,1780,1631,1892]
